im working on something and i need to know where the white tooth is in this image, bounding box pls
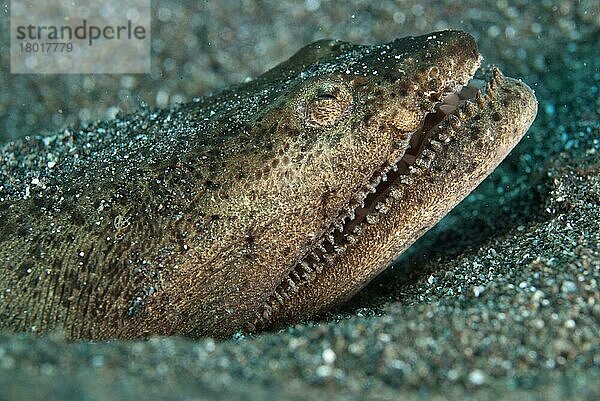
[334,222,344,232]
[366,214,378,224]
[273,291,284,304]
[389,187,402,199]
[348,208,356,220]
[399,175,412,185]
[352,225,363,234]
[310,252,320,261]
[415,157,431,168]
[334,244,346,254]
[429,139,443,152]
[366,184,377,193]
[326,233,335,244]
[422,149,436,159]
[371,176,381,187]
[409,165,420,174]
[318,243,327,253]
[287,278,297,291]
[439,104,456,114]
[301,261,312,272]
[392,164,398,172]
[375,202,389,214]
[346,234,357,244]
[381,173,388,182]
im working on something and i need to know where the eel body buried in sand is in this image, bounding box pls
[0,30,537,340]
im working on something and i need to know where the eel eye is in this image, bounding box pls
[317,91,338,100]
[304,82,352,128]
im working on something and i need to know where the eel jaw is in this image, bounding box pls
[245,65,538,334]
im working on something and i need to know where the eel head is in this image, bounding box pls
[121,31,536,339]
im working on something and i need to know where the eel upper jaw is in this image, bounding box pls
[246,68,537,331]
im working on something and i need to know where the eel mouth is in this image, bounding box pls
[246,67,502,333]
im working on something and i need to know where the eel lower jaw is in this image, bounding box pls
[245,67,504,334]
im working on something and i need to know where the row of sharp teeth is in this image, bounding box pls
[249,68,504,330]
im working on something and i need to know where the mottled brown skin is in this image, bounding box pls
[0,31,536,340]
